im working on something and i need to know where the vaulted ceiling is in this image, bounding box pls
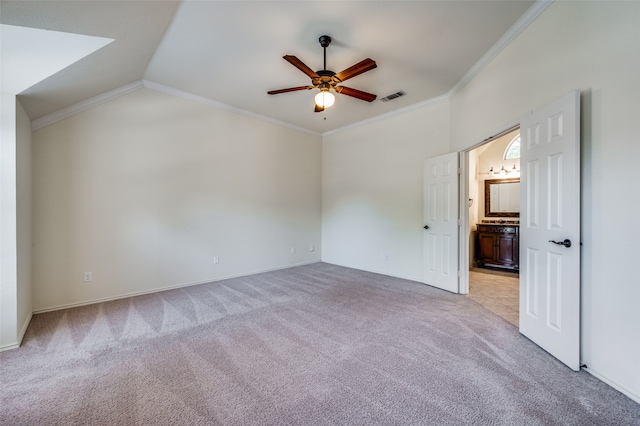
[1,0,540,134]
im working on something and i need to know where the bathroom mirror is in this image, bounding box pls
[485,178,520,217]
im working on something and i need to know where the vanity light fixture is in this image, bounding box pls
[488,165,519,177]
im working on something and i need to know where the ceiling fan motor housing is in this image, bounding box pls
[313,70,340,90]
[319,35,331,48]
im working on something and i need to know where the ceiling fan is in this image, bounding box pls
[267,35,377,112]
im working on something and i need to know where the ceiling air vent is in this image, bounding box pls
[380,90,406,102]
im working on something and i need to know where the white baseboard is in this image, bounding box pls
[321,260,423,284]
[583,365,640,404]
[18,311,32,344]
[0,342,20,352]
[33,261,320,314]
[0,312,34,352]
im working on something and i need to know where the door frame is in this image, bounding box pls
[458,122,521,295]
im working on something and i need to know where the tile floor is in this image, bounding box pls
[467,268,519,327]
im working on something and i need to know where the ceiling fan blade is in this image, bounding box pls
[315,104,324,113]
[267,86,314,95]
[283,55,319,79]
[335,86,377,102]
[334,58,377,82]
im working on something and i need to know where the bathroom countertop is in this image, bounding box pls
[480,220,519,225]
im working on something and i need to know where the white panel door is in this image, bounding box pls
[423,152,459,293]
[520,91,581,370]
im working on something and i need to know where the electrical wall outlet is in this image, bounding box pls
[83,272,92,282]
[213,256,219,265]
[309,245,315,252]
[291,247,296,254]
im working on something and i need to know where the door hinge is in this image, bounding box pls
[457,167,462,175]
[458,219,462,226]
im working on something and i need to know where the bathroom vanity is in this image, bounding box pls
[476,223,519,271]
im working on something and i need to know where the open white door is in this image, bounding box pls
[423,152,459,293]
[519,91,581,370]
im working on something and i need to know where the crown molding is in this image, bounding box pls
[322,94,450,137]
[142,80,321,137]
[30,1,551,136]
[30,80,144,131]
[447,0,554,99]
[324,0,553,137]
[31,78,321,137]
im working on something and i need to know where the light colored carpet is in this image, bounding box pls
[1,263,638,425]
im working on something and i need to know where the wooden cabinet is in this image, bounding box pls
[476,224,519,271]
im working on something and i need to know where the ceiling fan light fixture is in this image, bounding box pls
[315,90,335,108]
[268,35,377,112]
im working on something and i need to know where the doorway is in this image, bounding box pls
[456,92,581,370]
[465,128,520,326]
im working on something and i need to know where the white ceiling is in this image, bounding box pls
[1,0,539,134]
[0,24,113,94]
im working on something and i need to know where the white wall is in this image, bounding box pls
[0,93,18,349]
[450,1,640,401]
[0,95,31,350]
[322,102,449,281]
[16,100,32,341]
[31,88,322,311]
